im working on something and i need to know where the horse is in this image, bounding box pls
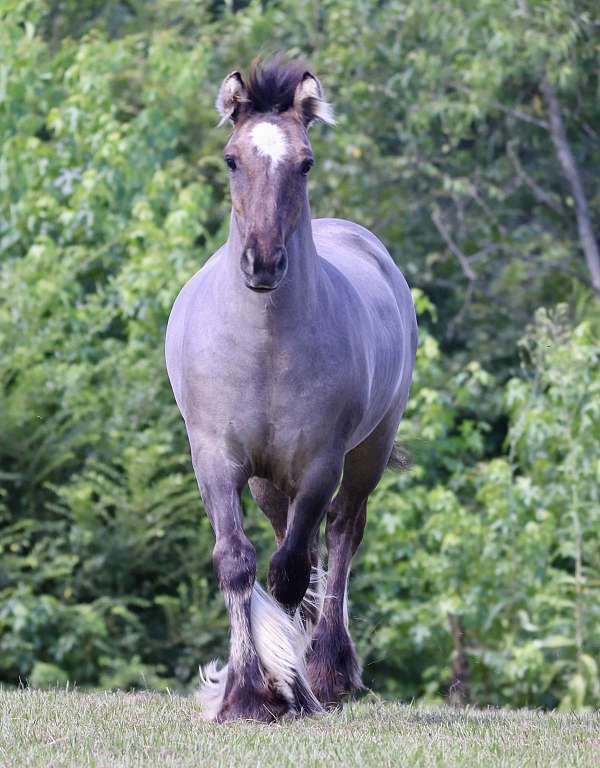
[165,57,418,722]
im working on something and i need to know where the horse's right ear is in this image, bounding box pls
[216,71,248,126]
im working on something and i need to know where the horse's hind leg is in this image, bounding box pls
[306,410,401,706]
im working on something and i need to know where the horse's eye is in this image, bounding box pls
[300,158,314,176]
[225,156,237,171]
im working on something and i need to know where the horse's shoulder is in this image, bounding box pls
[172,245,225,302]
[312,218,405,291]
[312,217,385,250]
[166,244,226,342]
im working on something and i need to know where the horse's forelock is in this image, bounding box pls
[246,55,309,115]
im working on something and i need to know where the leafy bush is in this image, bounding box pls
[353,305,600,710]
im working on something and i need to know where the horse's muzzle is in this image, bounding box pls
[241,246,287,292]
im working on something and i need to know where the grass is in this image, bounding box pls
[1,690,599,768]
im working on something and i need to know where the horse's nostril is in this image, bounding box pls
[244,248,256,270]
[274,249,287,274]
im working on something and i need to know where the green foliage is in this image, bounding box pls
[353,305,600,709]
[1,0,599,709]
[0,12,228,688]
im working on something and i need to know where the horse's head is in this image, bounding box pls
[217,57,335,292]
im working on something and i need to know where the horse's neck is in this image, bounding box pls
[224,204,321,322]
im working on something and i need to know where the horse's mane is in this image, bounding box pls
[245,55,309,114]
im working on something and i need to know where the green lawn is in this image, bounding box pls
[1,690,598,767]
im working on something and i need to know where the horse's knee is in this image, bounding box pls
[268,545,311,610]
[213,532,256,594]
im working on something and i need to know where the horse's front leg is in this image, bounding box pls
[268,456,342,612]
[249,477,323,630]
[195,455,288,722]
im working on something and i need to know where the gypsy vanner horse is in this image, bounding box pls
[165,57,417,722]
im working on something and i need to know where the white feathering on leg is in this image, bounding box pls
[197,581,323,719]
[300,561,327,635]
[197,659,228,721]
[250,583,321,712]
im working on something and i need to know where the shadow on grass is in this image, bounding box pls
[351,689,511,730]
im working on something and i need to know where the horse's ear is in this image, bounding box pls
[216,71,248,126]
[293,73,335,128]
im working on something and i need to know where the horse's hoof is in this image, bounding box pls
[215,672,291,723]
[305,624,364,707]
[216,700,279,723]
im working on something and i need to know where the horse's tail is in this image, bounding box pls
[387,440,411,471]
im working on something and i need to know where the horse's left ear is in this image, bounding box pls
[293,73,335,127]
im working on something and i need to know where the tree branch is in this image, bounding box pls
[447,80,549,130]
[540,77,600,298]
[432,208,477,282]
[506,141,563,214]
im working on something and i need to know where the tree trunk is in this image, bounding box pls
[447,613,471,707]
[540,78,600,299]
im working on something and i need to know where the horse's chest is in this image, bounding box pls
[184,330,362,472]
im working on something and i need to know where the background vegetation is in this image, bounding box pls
[1,0,599,710]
